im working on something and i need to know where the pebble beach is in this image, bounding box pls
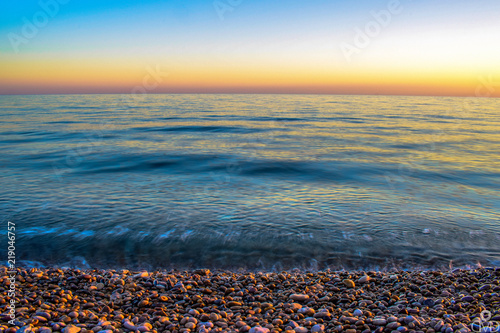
[1,266,500,333]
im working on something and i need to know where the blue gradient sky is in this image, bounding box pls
[1,0,499,96]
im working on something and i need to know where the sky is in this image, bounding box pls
[0,0,499,97]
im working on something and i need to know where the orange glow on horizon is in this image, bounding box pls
[0,55,498,97]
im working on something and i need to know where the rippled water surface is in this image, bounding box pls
[1,94,499,269]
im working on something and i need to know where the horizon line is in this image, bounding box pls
[0,92,497,99]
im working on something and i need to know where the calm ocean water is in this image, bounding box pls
[1,94,499,270]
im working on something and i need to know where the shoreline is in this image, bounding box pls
[1,266,499,333]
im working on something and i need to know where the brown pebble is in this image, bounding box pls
[290,294,309,301]
[343,279,355,288]
[63,325,81,333]
[209,313,221,321]
[69,312,79,319]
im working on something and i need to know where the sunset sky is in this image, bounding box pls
[1,0,499,97]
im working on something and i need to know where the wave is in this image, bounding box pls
[5,224,500,270]
[134,125,272,134]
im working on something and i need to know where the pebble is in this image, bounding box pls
[289,303,303,311]
[313,310,330,318]
[188,309,199,316]
[210,313,222,321]
[133,271,149,278]
[36,312,51,320]
[461,295,474,302]
[290,294,309,301]
[1,266,498,333]
[249,327,270,333]
[137,323,152,332]
[353,309,363,316]
[68,311,79,318]
[358,275,371,283]
[185,322,196,329]
[298,307,315,315]
[62,326,81,333]
[311,324,325,333]
[123,320,136,331]
[387,321,401,329]
[17,326,34,333]
[343,279,356,288]
[373,318,387,326]
[342,316,358,324]
[423,298,435,307]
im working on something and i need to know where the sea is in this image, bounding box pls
[1,94,499,271]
